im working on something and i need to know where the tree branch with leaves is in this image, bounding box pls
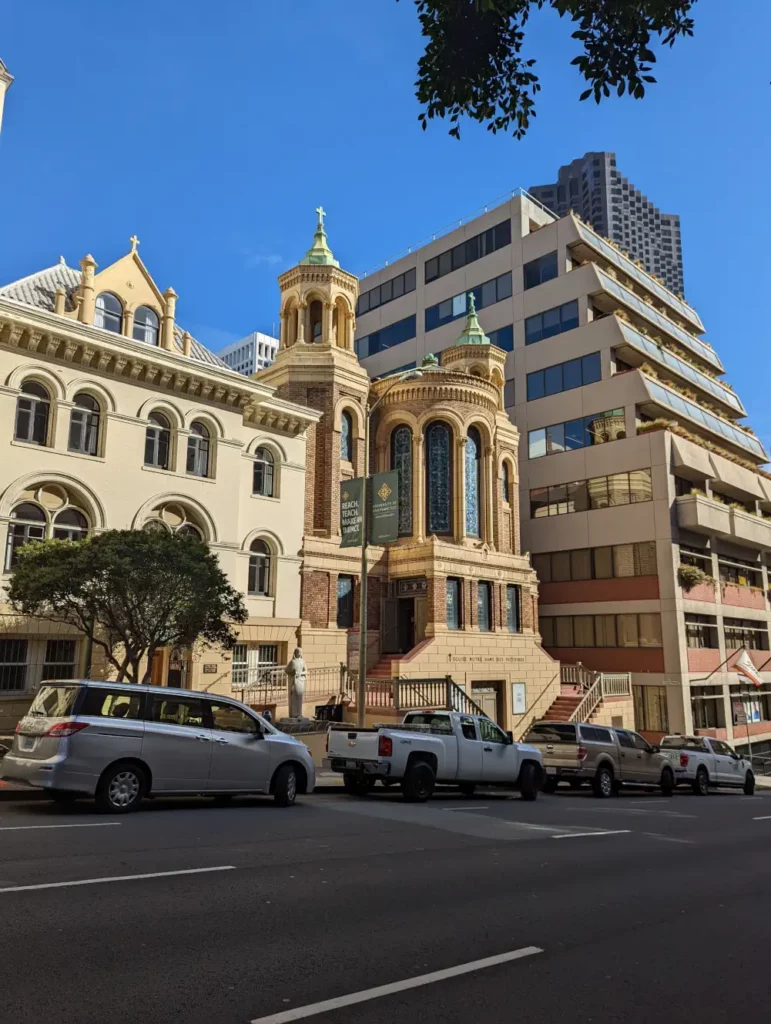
[7,530,248,684]
[406,0,698,138]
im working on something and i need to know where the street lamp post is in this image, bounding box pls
[357,369,422,727]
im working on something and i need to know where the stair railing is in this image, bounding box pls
[568,672,632,722]
[514,669,561,739]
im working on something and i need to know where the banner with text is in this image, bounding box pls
[340,478,364,547]
[370,470,399,545]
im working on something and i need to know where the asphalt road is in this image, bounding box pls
[1,784,769,1023]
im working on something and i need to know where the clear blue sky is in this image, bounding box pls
[2,1,769,445]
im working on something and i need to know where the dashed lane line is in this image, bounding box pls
[551,830,631,840]
[0,865,235,894]
[0,823,121,832]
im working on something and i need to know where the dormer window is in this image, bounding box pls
[95,292,122,333]
[133,306,160,346]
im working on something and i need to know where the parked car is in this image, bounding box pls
[1,680,315,812]
[658,735,755,795]
[524,721,675,798]
[324,711,543,802]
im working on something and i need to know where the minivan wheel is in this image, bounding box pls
[96,763,145,814]
[744,771,755,796]
[692,767,709,796]
[273,764,298,807]
[593,765,614,799]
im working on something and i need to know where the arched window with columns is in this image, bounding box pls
[340,411,353,462]
[425,421,453,536]
[309,299,323,342]
[465,426,482,538]
[390,425,413,537]
[501,460,511,503]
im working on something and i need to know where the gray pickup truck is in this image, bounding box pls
[524,721,675,798]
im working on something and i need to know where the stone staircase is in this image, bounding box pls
[541,691,584,722]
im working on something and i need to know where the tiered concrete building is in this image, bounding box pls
[355,190,771,754]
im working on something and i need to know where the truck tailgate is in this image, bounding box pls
[327,729,379,761]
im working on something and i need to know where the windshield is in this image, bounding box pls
[525,723,577,743]
[28,684,81,718]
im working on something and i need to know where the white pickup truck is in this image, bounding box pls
[658,735,755,795]
[324,711,543,802]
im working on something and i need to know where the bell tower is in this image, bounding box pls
[260,209,370,539]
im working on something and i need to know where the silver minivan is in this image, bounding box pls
[1,680,316,812]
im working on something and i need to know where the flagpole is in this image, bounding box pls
[691,644,768,759]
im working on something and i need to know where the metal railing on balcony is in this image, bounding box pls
[359,676,490,719]
[234,664,349,706]
[560,663,600,692]
[568,673,632,723]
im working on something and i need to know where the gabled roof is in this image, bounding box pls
[0,261,229,369]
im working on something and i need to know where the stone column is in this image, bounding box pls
[484,445,496,546]
[324,302,334,346]
[346,312,356,351]
[123,307,135,339]
[77,254,97,324]
[376,442,388,474]
[279,313,287,349]
[414,434,425,541]
[297,302,307,344]
[161,287,178,351]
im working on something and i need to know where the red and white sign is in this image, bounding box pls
[735,649,763,689]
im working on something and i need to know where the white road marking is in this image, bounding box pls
[752,815,771,820]
[442,806,491,812]
[0,823,121,832]
[505,822,567,832]
[250,946,543,1023]
[642,832,694,844]
[564,806,696,819]
[0,865,235,894]
[551,830,631,840]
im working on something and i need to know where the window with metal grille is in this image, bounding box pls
[0,638,28,693]
[42,639,77,681]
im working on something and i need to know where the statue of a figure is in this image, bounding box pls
[286,647,307,719]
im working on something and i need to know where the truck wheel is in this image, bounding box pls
[401,761,435,803]
[692,767,709,796]
[343,773,375,797]
[744,772,755,796]
[519,762,539,802]
[592,765,614,799]
[660,767,675,796]
[541,776,558,794]
[459,783,476,797]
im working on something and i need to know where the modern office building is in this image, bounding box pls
[530,152,684,297]
[218,331,278,376]
[355,189,771,754]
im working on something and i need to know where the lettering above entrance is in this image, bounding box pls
[397,578,429,597]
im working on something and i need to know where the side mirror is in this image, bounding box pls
[506,730,514,744]
[252,729,265,740]
[651,745,660,753]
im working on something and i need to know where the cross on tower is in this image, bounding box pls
[315,206,326,230]
[129,235,140,253]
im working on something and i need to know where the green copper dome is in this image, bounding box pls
[299,206,340,267]
[455,292,489,345]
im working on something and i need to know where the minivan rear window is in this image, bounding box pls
[526,723,577,743]
[28,684,81,718]
[80,688,142,720]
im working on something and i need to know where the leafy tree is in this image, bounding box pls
[407,0,697,138]
[7,530,247,684]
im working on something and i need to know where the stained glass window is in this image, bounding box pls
[501,461,510,502]
[425,421,452,535]
[340,411,353,462]
[391,425,413,536]
[465,427,481,537]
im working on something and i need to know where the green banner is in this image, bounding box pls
[370,470,399,545]
[340,477,364,547]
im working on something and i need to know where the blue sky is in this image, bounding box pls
[2,1,770,444]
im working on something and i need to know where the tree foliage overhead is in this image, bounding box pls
[7,530,247,684]
[408,0,698,138]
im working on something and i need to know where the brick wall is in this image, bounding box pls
[302,570,330,628]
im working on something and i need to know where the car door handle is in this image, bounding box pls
[483,746,493,752]
[215,738,228,745]
[196,734,211,742]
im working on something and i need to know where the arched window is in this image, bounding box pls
[5,502,46,570]
[340,411,353,462]
[310,299,323,342]
[186,421,210,477]
[145,412,171,469]
[465,427,482,538]
[95,293,123,333]
[248,540,271,596]
[68,393,100,456]
[52,508,89,542]
[133,306,160,346]
[425,421,453,536]
[142,519,170,534]
[253,447,275,496]
[501,461,510,503]
[15,381,50,446]
[391,425,413,537]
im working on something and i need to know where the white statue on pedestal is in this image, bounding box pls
[286,647,307,719]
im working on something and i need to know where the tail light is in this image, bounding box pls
[577,745,587,762]
[44,722,89,739]
[378,735,393,757]
[680,752,689,768]
[15,721,24,734]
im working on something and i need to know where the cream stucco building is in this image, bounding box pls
[0,240,319,730]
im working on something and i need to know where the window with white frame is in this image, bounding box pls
[253,448,275,496]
